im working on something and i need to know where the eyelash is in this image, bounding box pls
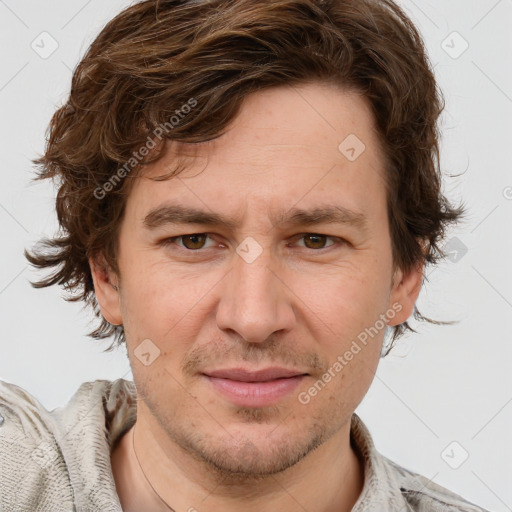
[160,233,345,252]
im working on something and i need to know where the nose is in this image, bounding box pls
[215,246,296,344]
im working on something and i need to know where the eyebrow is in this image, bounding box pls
[143,203,368,232]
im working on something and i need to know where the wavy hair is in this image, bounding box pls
[25,0,463,354]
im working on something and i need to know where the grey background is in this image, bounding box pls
[0,1,510,510]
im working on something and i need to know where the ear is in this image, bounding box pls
[89,255,123,326]
[387,261,424,326]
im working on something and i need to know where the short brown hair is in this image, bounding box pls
[26,0,463,354]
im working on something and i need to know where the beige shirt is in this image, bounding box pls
[0,378,490,512]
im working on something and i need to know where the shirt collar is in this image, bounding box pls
[349,412,411,511]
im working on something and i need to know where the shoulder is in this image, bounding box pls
[0,378,133,512]
[0,379,75,510]
[0,378,57,448]
[350,414,490,512]
[383,455,491,512]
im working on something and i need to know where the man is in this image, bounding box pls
[0,0,490,511]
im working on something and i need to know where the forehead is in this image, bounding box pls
[127,82,388,225]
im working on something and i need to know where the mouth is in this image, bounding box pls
[201,367,308,407]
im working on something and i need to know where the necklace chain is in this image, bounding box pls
[131,425,177,512]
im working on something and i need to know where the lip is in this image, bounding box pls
[203,367,307,382]
[202,367,308,408]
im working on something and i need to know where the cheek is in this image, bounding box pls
[296,262,391,339]
[119,251,189,315]
[118,257,221,363]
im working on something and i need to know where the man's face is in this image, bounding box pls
[97,82,418,477]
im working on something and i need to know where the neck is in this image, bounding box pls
[111,412,364,512]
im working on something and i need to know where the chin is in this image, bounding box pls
[169,419,331,480]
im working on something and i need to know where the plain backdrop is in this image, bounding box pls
[0,1,511,510]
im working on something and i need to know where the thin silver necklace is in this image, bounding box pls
[132,426,177,512]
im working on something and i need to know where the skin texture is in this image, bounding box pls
[92,82,424,512]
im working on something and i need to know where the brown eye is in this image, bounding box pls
[180,234,208,250]
[302,234,330,249]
